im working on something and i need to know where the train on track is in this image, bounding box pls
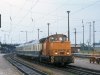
[16,34,74,66]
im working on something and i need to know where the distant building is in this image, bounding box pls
[71,44,81,53]
[94,43,100,52]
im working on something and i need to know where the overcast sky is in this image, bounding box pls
[0,0,100,44]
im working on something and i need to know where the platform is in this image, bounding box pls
[70,58,100,71]
[0,54,22,75]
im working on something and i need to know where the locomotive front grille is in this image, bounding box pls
[58,50,65,55]
[60,52,64,55]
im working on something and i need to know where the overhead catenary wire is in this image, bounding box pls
[16,0,39,25]
[11,0,100,29]
[1,0,100,44]
[71,0,100,15]
[51,0,100,24]
[3,0,100,28]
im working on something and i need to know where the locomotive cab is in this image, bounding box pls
[48,34,71,56]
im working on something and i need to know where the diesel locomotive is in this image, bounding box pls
[16,34,74,65]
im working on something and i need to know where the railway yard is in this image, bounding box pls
[0,53,99,75]
[0,0,100,75]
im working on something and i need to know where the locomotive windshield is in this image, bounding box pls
[49,35,67,42]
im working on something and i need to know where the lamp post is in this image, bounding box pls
[87,22,91,50]
[74,28,77,50]
[37,29,43,41]
[21,31,28,43]
[37,29,40,41]
[47,23,50,37]
[89,22,91,46]
[82,20,84,50]
[93,21,95,55]
[67,11,70,41]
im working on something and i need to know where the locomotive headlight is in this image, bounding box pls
[55,52,58,55]
[67,52,69,54]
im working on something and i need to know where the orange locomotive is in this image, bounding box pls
[40,34,74,65]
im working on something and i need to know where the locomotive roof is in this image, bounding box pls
[47,34,67,38]
[39,34,67,43]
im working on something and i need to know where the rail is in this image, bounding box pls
[4,54,47,75]
[65,65,100,75]
[4,54,100,75]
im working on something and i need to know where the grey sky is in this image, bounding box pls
[0,0,100,44]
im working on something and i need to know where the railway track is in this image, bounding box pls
[4,54,47,75]
[30,57,100,75]
[4,54,100,75]
[40,62,100,75]
[32,60,100,75]
[65,65,100,75]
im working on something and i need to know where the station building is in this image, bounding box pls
[71,44,81,53]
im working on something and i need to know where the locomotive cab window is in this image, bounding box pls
[59,36,67,42]
[49,35,67,42]
[62,36,67,41]
[50,37,55,42]
[49,36,57,42]
[59,37,63,41]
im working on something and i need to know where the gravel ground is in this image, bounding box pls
[31,63,74,75]
[16,56,74,75]
[0,54,22,75]
[70,58,100,71]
